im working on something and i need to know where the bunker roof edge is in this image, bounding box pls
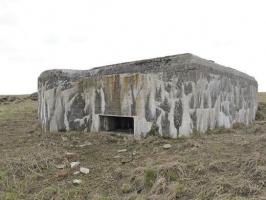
[38,53,257,83]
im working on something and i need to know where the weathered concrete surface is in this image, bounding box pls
[38,53,258,138]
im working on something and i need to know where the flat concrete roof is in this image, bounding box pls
[39,53,257,83]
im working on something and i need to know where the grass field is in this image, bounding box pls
[1,95,266,199]
[258,92,266,103]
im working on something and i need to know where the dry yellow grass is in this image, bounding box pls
[1,94,266,199]
[258,92,266,103]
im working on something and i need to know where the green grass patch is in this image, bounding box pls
[0,192,17,200]
[121,183,133,193]
[146,123,160,137]
[258,92,266,103]
[166,170,178,182]
[0,100,36,120]
[144,169,157,188]
[174,183,187,198]
[98,194,112,200]
[0,170,7,180]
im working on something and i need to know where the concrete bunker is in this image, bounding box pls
[99,115,134,133]
[38,53,258,138]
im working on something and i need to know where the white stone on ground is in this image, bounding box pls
[65,152,76,157]
[55,164,66,169]
[70,161,80,168]
[73,179,82,185]
[79,142,92,148]
[80,167,90,174]
[163,144,172,149]
[73,171,80,175]
[117,149,127,153]
[113,155,120,159]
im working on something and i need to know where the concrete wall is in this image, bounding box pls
[38,54,258,138]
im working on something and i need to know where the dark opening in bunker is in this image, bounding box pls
[99,115,134,133]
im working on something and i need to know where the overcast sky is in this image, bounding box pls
[0,0,265,94]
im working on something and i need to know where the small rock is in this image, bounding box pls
[73,179,82,185]
[65,152,76,156]
[80,167,90,174]
[113,155,120,159]
[163,144,172,149]
[55,164,66,169]
[70,161,80,169]
[79,142,92,148]
[73,171,80,175]
[132,151,137,156]
[117,149,127,153]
